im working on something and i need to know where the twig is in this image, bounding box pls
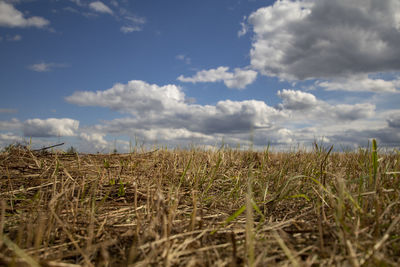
[33,143,65,152]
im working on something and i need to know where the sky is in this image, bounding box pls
[0,0,400,152]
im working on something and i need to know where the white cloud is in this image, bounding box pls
[120,25,141,33]
[28,62,68,72]
[177,66,258,89]
[277,89,375,122]
[248,0,400,81]
[0,133,22,147]
[68,1,145,33]
[238,16,248,37]
[3,34,21,41]
[66,80,186,115]
[124,15,146,24]
[70,0,84,7]
[277,89,317,110]
[89,1,113,15]
[0,118,21,131]
[0,2,50,28]
[176,54,191,64]
[22,118,79,137]
[80,132,108,149]
[316,74,400,93]
[120,15,146,33]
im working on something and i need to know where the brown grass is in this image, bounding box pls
[0,144,399,266]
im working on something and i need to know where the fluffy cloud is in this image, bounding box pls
[277,89,375,122]
[177,66,258,89]
[277,89,317,110]
[248,0,400,81]
[79,132,108,149]
[66,80,186,115]
[0,2,49,28]
[89,1,113,15]
[22,118,79,137]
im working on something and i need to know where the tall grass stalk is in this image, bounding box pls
[246,165,255,267]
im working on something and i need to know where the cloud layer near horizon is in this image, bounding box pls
[1,77,399,151]
[63,79,399,150]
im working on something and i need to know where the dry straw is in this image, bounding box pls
[0,141,399,266]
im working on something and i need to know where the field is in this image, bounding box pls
[0,143,399,266]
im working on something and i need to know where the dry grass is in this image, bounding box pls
[0,143,399,266]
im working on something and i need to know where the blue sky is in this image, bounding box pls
[1,0,400,152]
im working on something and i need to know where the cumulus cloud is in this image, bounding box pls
[67,80,283,135]
[277,89,317,110]
[89,1,113,15]
[0,2,50,28]
[277,89,375,122]
[177,66,258,89]
[63,80,392,150]
[22,118,79,137]
[248,0,400,81]
[28,62,68,72]
[80,132,108,149]
[66,80,186,115]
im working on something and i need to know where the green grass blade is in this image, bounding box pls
[211,205,246,234]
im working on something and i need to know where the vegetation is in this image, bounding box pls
[66,146,77,154]
[0,141,399,266]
